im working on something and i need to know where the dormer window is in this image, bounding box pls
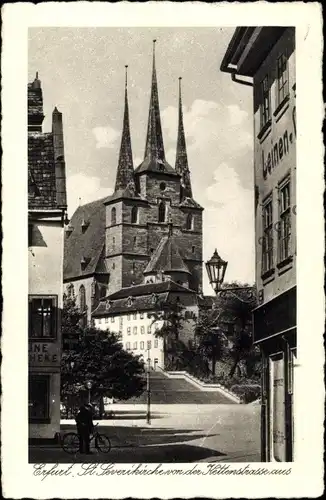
[65,224,73,237]
[81,218,89,233]
[127,296,134,307]
[151,293,158,305]
[80,256,89,270]
[106,300,112,311]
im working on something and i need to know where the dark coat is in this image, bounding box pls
[75,406,94,433]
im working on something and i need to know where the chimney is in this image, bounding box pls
[52,107,67,209]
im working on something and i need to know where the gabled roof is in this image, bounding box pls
[28,132,57,210]
[63,197,109,280]
[106,280,196,300]
[92,279,196,317]
[144,235,190,275]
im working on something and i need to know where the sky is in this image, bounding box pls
[28,27,255,294]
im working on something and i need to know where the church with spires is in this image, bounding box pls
[63,42,204,343]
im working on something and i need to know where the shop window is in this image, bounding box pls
[158,201,166,223]
[262,198,273,275]
[260,75,271,129]
[28,375,50,422]
[131,206,138,224]
[278,180,291,263]
[111,207,116,226]
[277,53,289,107]
[28,295,57,340]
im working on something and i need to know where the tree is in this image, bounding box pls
[61,296,146,417]
[150,300,189,370]
[194,308,228,376]
[216,282,258,378]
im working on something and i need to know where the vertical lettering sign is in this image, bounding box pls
[29,342,60,366]
[262,106,296,180]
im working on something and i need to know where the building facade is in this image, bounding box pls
[93,280,199,369]
[63,44,203,324]
[28,74,67,439]
[221,27,296,461]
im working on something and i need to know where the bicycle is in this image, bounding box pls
[62,423,111,454]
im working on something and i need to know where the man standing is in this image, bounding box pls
[75,404,94,454]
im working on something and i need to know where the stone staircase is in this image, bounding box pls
[118,369,239,404]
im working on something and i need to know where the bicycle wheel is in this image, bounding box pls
[62,433,79,454]
[96,434,111,453]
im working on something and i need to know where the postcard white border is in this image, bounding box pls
[1,2,324,498]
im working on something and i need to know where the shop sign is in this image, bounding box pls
[253,287,296,343]
[29,342,60,366]
[262,107,296,180]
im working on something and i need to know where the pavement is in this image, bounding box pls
[29,404,261,463]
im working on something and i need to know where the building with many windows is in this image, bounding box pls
[28,73,68,439]
[93,279,199,369]
[221,27,296,461]
[63,43,203,324]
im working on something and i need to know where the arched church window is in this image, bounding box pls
[111,207,116,226]
[158,201,166,223]
[186,213,193,230]
[131,206,138,224]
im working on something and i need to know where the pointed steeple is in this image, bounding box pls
[144,39,165,163]
[114,65,136,194]
[175,77,193,199]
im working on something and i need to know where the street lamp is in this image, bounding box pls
[85,380,92,405]
[146,347,151,425]
[205,249,255,301]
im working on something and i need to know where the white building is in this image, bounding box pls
[28,74,67,440]
[93,279,199,370]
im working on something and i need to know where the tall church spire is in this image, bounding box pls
[175,77,193,199]
[114,65,136,193]
[144,40,165,162]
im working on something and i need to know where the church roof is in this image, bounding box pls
[143,234,191,275]
[92,280,196,316]
[113,66,137,196]
[178,196,203,210]
[63,197,109,280]
[135,40,178,178]
[175,78,193,199]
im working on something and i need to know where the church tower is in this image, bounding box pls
[104,66,149,292]
[105,43,203,294]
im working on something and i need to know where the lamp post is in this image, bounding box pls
[86,380,92,405]
[146,347,151,425]
[205,249,255,301]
